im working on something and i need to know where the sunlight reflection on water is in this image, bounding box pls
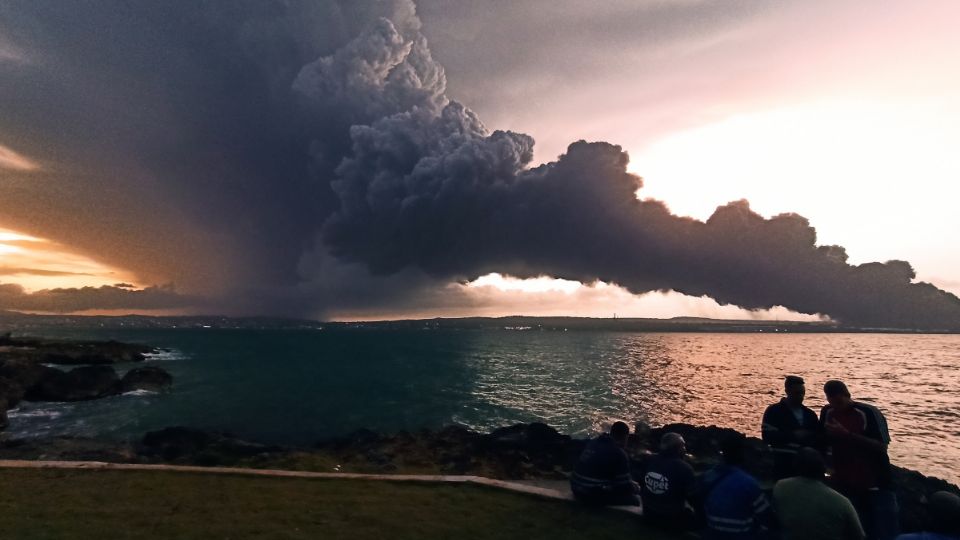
[464,332,960,483]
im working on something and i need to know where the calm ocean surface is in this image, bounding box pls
[6,328,959,483]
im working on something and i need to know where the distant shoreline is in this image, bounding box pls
[2,311,958,334]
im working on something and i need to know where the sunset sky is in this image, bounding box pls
[1,1,958,323]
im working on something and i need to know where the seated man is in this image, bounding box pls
[895,491,960,540]
[641,432,696,529]
[570,421,639,506]
[774,447,865,540]
[700,436,774,539]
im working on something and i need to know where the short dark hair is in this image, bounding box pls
[823,379,850,398]
[720,436,746,466]
[784,375,805,388]
[610,421,630,440]
[794,447,826,479]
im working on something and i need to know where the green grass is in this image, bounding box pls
[0,469,678,540]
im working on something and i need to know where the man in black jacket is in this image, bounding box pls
[762,375,820,479]
[570,421,640,506]
[641,432,697,530]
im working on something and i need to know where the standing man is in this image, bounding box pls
[570,421,640,506]
[821,380,899,540]
[762,375,821,479]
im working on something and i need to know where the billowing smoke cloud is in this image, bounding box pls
[1,1,958,329]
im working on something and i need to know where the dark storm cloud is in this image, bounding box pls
[0,0,424,291]
[0,283,195,313]
[1,1,958,328]
[318,96,960,329]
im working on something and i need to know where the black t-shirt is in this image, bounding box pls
[640,453,695,517]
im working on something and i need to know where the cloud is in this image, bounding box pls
[0,283,197,313]
[1,1,958,328]
[0,143,39,171]
[0,267,92,277]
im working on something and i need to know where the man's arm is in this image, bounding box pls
[610,449,635,489]
[761,405,789,445]
[825,421,885,449]
[751,486,776,532]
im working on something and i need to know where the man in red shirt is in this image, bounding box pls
[821,380,899,540]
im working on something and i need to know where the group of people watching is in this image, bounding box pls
[569,376,960,540]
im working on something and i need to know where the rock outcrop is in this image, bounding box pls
[25,365,121,402]
[0,335,172,420]
[139,427,286,466]
[119,366,173,393]
[0,335,157,365]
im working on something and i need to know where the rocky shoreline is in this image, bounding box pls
[0,421,957,533]
[0,335,173,429]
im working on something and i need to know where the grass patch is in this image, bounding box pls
[0,468,677,539]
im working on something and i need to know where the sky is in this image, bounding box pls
[1,1,958,327]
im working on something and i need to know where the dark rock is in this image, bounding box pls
[488,422,571,453]
[119,366,173,393]
[0,405,7,430]
[893,465,960,532]
[0,435,137,462]
[329,428,382,452]
[25,365,121,402]
[142,427,212,460]
[140,426,283,465]
[0,376,27,409]
[0,337,156,365]
[0,357,58,390]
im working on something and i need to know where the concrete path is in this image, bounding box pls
[0,459,643,516]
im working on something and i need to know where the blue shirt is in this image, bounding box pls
[701,465,771,539]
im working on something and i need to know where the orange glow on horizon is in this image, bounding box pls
[0,226,143,292]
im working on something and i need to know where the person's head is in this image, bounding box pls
[610,421,631,448]
[927,491,960,534]
[720,436,746,466]
[794,447,826,480]
[659,432,686,457]
[823,379,853,410]
[784,375,806,406]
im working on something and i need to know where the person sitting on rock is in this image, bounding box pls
[894,491,960,540]
[640,432,697,530]
[570,421,640,506]
[762,375,821,480]
[820,380,899,540]
[774,447,865,540]
[699,435,774,539]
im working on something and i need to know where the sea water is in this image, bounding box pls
[6,328,959,483]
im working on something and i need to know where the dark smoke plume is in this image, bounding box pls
[1,1,958,329]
